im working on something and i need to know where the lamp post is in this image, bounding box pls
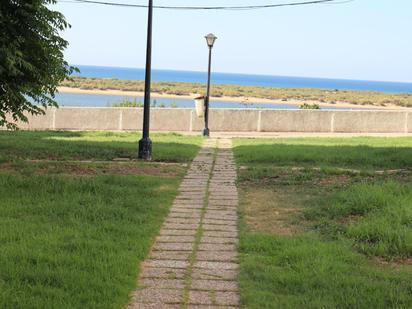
[138,0,154,160]
[203,33,217,137]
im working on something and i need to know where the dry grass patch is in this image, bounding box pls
[0,161,186,178]
[241,186,310,235]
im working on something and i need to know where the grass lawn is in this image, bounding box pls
[234,137,412,309]
[0,130,202,163]
[0,131,201,308]
[235,137,412,170]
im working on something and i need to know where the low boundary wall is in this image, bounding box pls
[5,107,412,133]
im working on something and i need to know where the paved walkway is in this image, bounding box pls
[129,138,240,309]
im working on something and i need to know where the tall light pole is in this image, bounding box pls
[203,33,217,137]
[138,0,153,160]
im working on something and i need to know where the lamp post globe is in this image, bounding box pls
[205,33,217,48]
[203,33,217,137]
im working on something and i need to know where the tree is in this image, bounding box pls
[0,0,76,129]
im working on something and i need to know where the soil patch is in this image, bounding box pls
[241,186,306,235]
[0,161,185,178]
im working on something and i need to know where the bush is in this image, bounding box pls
[300,103,320,110]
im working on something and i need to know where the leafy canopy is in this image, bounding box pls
[0,0,76,129]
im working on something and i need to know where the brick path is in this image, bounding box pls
[128,138,240,309]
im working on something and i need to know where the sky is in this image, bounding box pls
[54,0,412,83]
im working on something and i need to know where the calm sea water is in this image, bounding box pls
[73,65,412,93]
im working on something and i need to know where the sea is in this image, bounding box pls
[56,65,412,109]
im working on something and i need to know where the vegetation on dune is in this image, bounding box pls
[61,77,412,108]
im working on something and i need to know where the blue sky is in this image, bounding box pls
[55,0,412,83]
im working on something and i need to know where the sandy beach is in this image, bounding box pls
[57,86,408,110]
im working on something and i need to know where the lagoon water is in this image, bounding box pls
[55,92,365,110]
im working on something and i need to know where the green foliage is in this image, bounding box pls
[300,103,320,109]
[0,0,76,129]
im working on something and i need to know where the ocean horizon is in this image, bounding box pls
[72,64,412,94]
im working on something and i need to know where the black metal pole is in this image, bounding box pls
[138,0,153,160]
[203,46,212,137]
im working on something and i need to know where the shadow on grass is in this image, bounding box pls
[0,131,202,163]
[234,141,412,170]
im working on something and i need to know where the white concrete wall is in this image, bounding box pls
[3,107,412,133]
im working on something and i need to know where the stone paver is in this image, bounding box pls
[131,288,183,304]
[159,229,197,236]
[157,235,195,243]
[196,251,238,262]
[140,267,186,279]
[202,219,237,226]
[194,261,239,270]
[165,218,201,225]
[201,237,238,244]
[187,304,238,309]
[192,268,238,281]
[202,230,238,238]
[142,260,189,269]
[188,291,240,306]
[153,242,194,251]
[150,251,191,261]
[204,213,237,220]
[128,139,240,308]
[202,224,237,232]
[130,304,181,309]
[140,278,185,289]
[191,280,238,291]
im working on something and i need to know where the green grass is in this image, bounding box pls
[0,131,202,163]
[240,234,412,309]
[235,137,412,170]
[0,131,202,308]
[0,171,180,308]
[234,137,412,309]
[305,181,412,259]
